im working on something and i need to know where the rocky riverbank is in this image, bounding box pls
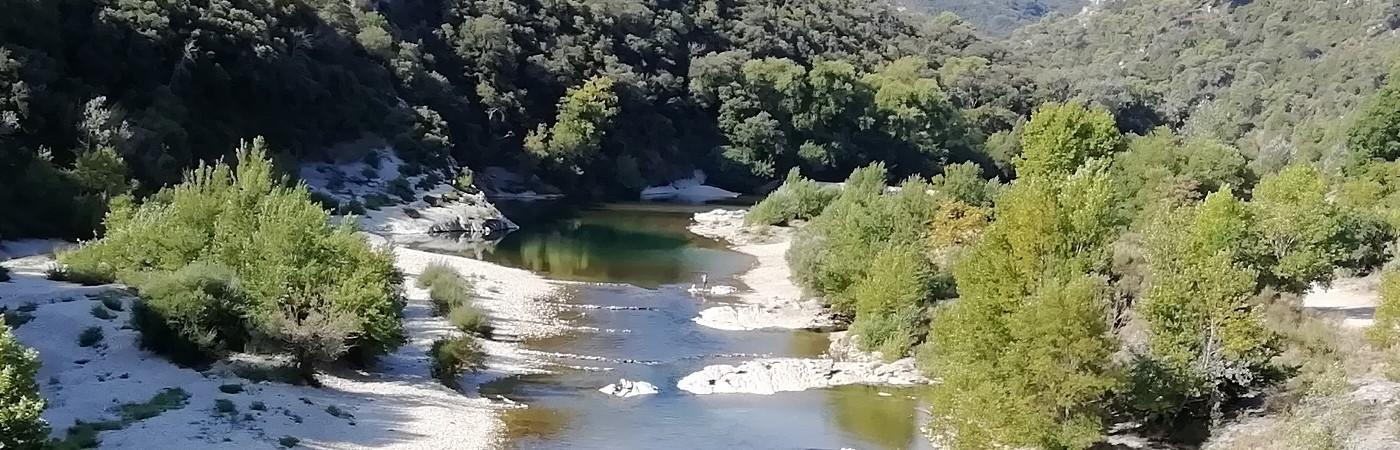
[687,209,835,331]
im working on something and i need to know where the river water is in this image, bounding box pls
[417,202,932,450]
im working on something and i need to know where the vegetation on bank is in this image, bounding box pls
[56,139,403,383]
[771,88,1400,447]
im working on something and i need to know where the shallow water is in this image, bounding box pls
[416,202,932,450]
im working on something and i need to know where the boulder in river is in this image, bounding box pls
[599,379,660,397]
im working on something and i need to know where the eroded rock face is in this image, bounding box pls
[599,379,660,397]
[677,357,927,395]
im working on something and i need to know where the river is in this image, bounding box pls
[415,202,933,450]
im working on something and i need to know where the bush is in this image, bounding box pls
[0,323,48,449]
[363,193,391,209]
[0,265,9,282]
[448,304,492,337]
[78,326,104,347]
[46,263,114,286]
[58,141,403,369]
[128,264,249,365]
[428,277,471,315]
[99,294,124,311]
[218,384,244,394]
[214,399,237,415]
[430,335,486,388]
[90,303,115,320]
[455,170,476,193]
[415,262,460,289]
[746,168,837,226]
[250,401,266,411]
[279,436,301,448]
[388,176,415,201]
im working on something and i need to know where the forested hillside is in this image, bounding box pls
[1015,0,1400,171]
[898,0,1085,35]
[0,0,1035,240]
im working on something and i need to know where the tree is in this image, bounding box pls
[1368,269,1400,347]
[0,323,47,448]
[924,163,1119,450]
[1347,67,1400,164]
[261,297,360,386]
[1016,102,1121,177]
[1132,189,1274,425]
[1250,164,1346,292]
[526,76,620,162]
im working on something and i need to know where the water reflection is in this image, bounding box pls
[827,385,925,449]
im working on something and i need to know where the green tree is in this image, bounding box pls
[527,76,620,162]
[924,163,1119,450]
[0,323,48,448]
[1368,269,1400,347]
[1132,189,1274,425]
[1250,164,1346,292]
[1017,102,1121,177]
[1347,67,1400,163]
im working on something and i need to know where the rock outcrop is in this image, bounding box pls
[677,357,927,395]
[599,379,660,397]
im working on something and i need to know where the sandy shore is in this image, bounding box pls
[0,225,567,449]
[688,209,834,331]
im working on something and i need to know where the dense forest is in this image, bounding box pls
[4,0,1400,448]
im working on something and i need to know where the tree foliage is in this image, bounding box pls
[0,323,47,449]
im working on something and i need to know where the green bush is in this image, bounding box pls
[78,326,104,347]
[58,140,403,369]
[415,262,460,289]
[428,278,471,315]
[0,323,48,449]
[746,168,837,226]
[279,436,301,448]
[0,265,9,282]
[128,264,249,365]
[363,193,391,209]
[448,304,492,337]
[90,303,115,320]
[430,335,486,388]
[100,295,124,311]
[218,384,244,394]
[214,399,237,415]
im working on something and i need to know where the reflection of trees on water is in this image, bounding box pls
[501,223,692,287]
[394,233,502,259]
[827,385,920,449]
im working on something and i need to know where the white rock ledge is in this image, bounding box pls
[599,379,660,397]
[677,357,927,395]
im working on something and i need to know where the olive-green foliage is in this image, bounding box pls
[1368,269,1400,348]
[429,335,486,388]
[526,76,620,162]
[745,169,838,226]
[930,162,1000,207]
[1015,102,1121,177]
[847,246,941,357]
[89,304,115,320]
[58,140,403,364]
[1131,189,1276,425]
[128,264,248,365]
[1112,128,1251,219]
[417,264,472,316]
[0,323,48,449]
[1250,164,1347,292]
[52,388,190,449]
[415,263,460,290]
[924,164,1119,450]
[448,304,492,338]
[78,326,104,347]
[1349,68,1400,164]
[1017,0,1398,168]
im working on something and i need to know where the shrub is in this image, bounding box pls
[90,303,115,320]
[218,384,244,394]
[388,176,414,201]
[455,170,476,193]
[0,265,9,282]
[415,262,460,289]
[363,193,391,209]
[58,140,403,368]
[78,326,104,347]
[430,335,486,388]
[279,436,301,448]
[428,277,471,315]
[0,323,48,449]
[250,401,266,411]
[214,399,237,415]
[99,294,124,311]
[118,388,190,421]
[46,263,114,286]
[448,304,492,337]
[746,168,837,226]
[128,264,248,365]
[3,309,34,328]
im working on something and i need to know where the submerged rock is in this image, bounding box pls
[677,357,927,395]
[599,379,660,397]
